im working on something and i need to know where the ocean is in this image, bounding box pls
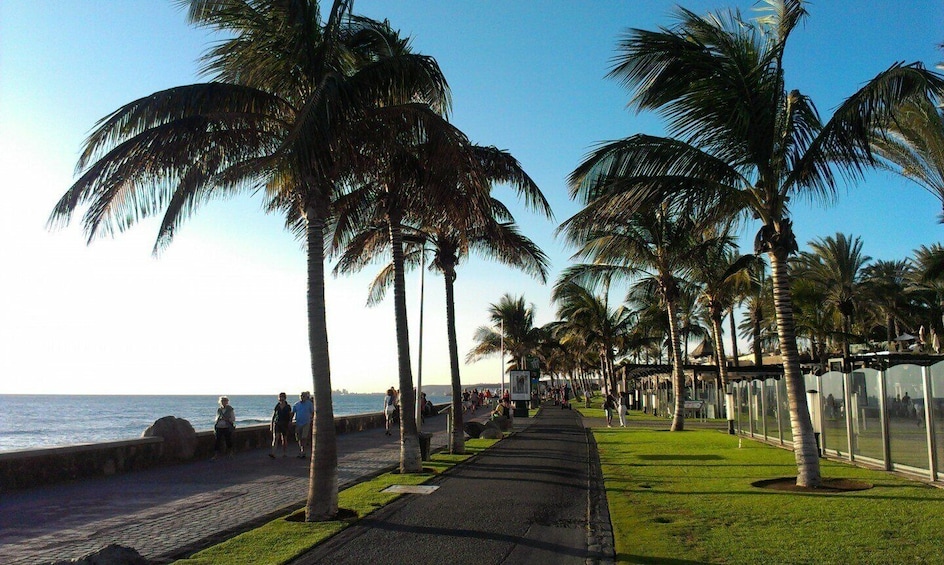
[0,393,453,453]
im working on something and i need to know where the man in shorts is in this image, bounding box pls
[292,391,314,458]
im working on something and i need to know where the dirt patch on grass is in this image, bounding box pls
[285,507,358,522]
[752,476,873,493]
[390,467,438,475]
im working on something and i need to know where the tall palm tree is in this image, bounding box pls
[794,233,871,364]
[336,145,551,455]
[333,109,500,472]
[569,0,944,486]
[558,203,704,431]
[47,0,448,519]
[426,220,549,453]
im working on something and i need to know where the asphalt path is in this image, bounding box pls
[290,404,597,565]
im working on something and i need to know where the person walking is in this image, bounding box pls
[212,396,235,460]
[618,390,629,427]
[603,392,616,427]
[292,391,314,458]
[269,392,292,458]
[383,387,397,436]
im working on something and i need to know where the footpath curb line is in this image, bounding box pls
[584,426,615,565]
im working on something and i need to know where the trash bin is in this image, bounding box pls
[418,432,433,461]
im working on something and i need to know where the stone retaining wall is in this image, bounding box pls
[0,411,391,492]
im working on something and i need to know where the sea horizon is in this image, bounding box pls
[0,391,466,453]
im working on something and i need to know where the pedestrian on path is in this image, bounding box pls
[212,396,235,460]
[293,391,314,458]
[383,387,397,436]
[270,392,292,458]
[618,390,629,427]
[603,392,616,427]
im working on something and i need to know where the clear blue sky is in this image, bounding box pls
[1,1,941,394]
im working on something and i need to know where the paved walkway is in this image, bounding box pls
[290,402,607,565]
[0,408,497,565]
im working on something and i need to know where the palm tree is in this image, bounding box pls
[871,96,944,222]
[558,203,704,431]
[335,145,551,455]
[467,294,546,381]
[47,0,448,519]
[794,233,871,364]
[688,232,759,387]
[789,270,837,365]
[426,217,549,453]
[908,244,944,344]
[737,263,775,367]
[861,259,912,345]
[569,0,944,486]
[333,110,501,472]
[551,280,633,395]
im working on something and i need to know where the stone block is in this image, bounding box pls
[143,416,197,460]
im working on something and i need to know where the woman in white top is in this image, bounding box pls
[383,387,397,436]
[212,396,236,459]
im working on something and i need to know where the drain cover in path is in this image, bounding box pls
[382,485,440,495]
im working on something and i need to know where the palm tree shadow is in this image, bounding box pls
[636,454,725,461]
[618,553,713,564]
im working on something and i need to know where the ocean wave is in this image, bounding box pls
[237,418,269,425]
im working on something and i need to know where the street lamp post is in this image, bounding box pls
[415,245,426,432]
[500,318,505,395]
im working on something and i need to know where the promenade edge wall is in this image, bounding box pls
[0,411,391,491]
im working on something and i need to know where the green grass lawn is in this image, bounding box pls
[592,424,944,565]
[175,439,497,565]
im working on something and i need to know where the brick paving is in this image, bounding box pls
[0,409,495,565]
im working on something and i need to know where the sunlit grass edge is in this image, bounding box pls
[174,438,498,565]
[595,426,944,565]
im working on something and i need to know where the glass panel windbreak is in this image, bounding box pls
[886,364,929,471]
[736,381,751,434]
[751,380,765,436]
[850,368,884,463]
[762,378,781,442]
[778,377,792,443]
[820,371,848,457]
[930,361,944,480]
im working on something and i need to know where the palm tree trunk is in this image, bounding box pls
[711,313,729,384]
[752,311,763,367]
[885,313,894,346]
[665,298,686,431]
[443,268,465,454]
[729,310,740,367]
[768,250,821,487]
[388,216,421,473]
[606,348,618,396]
[710,312,729,417]
[842,314,852,368]
[304,210,338,521]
